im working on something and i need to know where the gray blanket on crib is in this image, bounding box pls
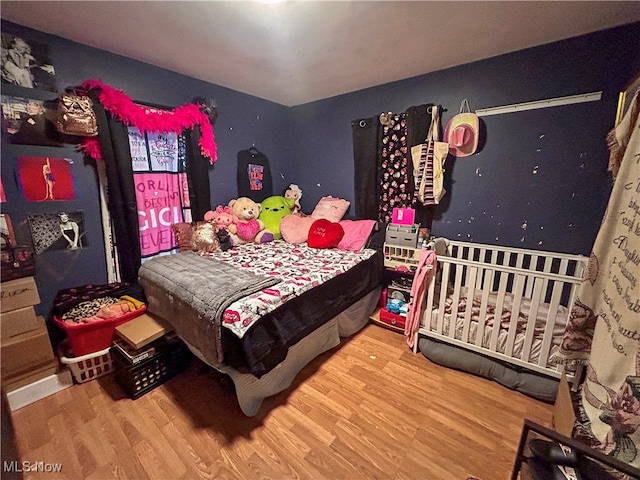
[138,251,279,367]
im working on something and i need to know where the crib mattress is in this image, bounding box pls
[423,286,569,367]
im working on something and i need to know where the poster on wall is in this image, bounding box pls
[1,95,62,146]
[127,127,191,260]
[28,211,86,254]
[128,127,150,171]
[17,156,76,202]
[148,131,180,171]
[1,33,57,91]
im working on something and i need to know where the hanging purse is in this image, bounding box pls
[412,106,448,206]
[55,92,98,137]
[431,106,448,205]
[1,233,35,283]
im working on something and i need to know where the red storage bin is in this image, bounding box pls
[54,307,146,356]
[378,307,406,330]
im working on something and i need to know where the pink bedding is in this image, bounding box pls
[203,240,376,338]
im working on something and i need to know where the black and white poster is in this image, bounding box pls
[28,211,87,254]
[1,95,62,146]
[1,33,56,91]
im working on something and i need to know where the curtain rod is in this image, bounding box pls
[475,91,602,117]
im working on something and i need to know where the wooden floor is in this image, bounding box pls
[6,323,553,480]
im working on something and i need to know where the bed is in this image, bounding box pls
[138,240,384,416]
[411,239,588,401]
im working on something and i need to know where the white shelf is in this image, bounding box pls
[383,243,421,269]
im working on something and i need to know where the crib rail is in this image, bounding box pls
[415,241,588,381]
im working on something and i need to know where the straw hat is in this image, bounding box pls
[444,100,479,157]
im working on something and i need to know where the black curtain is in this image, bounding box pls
[351,115,381,220]
[89,93,212,283]
[185,126,214,220]
[351,104,434,225]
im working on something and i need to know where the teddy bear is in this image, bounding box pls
[259,196,295,240]
[284,184,303,214]
[204,205,235,231]
[227,197,274,244]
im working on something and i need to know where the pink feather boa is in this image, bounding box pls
[79,79,217,163]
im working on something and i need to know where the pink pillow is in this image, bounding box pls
[280,214,315,244]
[308,219,344,249]
[338,219,376,252]
[310,196,350,223]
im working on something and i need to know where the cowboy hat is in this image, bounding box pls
[444,112,479,157]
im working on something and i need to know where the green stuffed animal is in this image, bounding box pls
[259,196,295,239]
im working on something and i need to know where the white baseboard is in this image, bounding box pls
[5,370,73,412]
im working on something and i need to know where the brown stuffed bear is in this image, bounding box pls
[227,197,273,244]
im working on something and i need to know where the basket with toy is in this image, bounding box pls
[52,282,147,356]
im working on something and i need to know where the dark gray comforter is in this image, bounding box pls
[138,251,279,367]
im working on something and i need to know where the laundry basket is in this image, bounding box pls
[59,343,114,383]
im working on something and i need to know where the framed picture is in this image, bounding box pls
[1,33,57,91]
[1,94,62,146]
[28,211,87,254]
[17,156,76,202]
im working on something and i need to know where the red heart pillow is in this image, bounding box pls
[307,219,344,249]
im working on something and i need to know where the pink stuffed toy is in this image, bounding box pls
[205,205,236,232]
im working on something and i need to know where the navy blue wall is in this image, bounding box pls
[289,23,640,255]
[2,19,639,322]
[1,20,293,320]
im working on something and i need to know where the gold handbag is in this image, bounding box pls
[55,93,98,136]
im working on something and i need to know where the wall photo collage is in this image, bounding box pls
[1,31,87,260]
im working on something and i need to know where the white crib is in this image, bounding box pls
[413,240,588,382]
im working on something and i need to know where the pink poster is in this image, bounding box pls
[128,126,191,259]
[135,172,189,257]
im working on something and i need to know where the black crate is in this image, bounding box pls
[112,337,192,399]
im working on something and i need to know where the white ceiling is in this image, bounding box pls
[2,1,640,106]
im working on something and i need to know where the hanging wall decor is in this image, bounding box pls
[28,211,87,254]
[17,156,76,202]
[1,95,63,146]
[1,33,57,92]
[127,126,192,259]
[78,79,217,163]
